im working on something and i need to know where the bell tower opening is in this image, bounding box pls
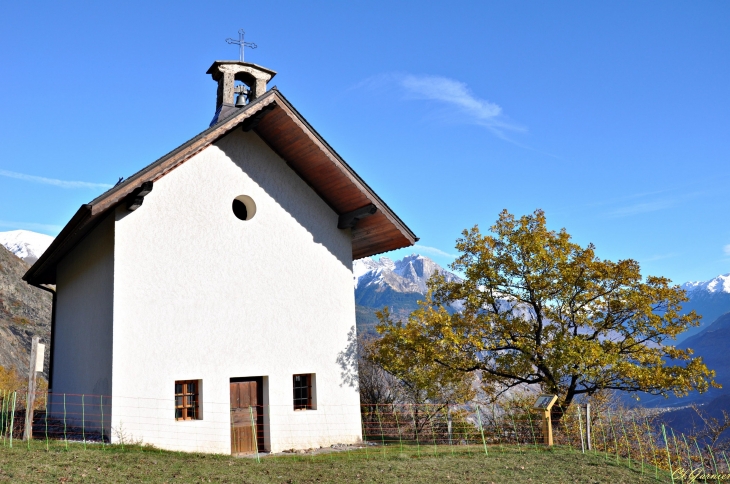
[207,61,277,126]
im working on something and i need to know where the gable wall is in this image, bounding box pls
[111,130,361,452]
[50,212,114,434]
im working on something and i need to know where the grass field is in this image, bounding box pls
[0,441,673,483]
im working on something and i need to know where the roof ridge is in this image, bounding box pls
[25,88,416,284]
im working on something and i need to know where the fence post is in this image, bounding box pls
[631,417,645,475]
[82,394,86,449]
[45,392,49,451]
[682,434,693,471]
[411,405,421,458]
[585,403,591,451]
[509,411,522,453]
[375,405,386,458]
[23,336,41,441]
[100,395,104,446]
[528,412,540,449]
[596,417,609,460]
[707,445,721,484]
[393,407,404,453]
[248,406,260,463]
[461,406,472,456]
[1,389,6,446]
[427,405,437,457]
[361,407,370,460]
[476,405,488,456]
[619,415,632,469]
[661,425,675,484]
[606,409,619,463]
[643,417,659,480]
[9,392,17,448]
[63,393,67,451]
[446,405,455,457]
[447,405,453,447]
[577,405,585,453]
[694,438,706,475]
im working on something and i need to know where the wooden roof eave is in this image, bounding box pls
[23,94,282,285]
[22,204,93,284]
[257,92,417,250]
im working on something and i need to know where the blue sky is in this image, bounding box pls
[1,1,728,284]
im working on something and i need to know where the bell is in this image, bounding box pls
[235,92,247,107]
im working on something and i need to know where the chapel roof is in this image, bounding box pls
[24,87,417,285]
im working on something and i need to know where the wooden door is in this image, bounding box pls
[230,379,264,454]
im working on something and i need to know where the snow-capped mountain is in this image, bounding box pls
[0,230,54,265]
[682,274,730,294]
[354,254,461,293]
[354,254,461,333]
[677,273,730,342]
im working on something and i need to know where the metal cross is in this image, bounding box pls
[226,29,257,62]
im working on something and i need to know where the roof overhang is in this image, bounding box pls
[24,89,417,285]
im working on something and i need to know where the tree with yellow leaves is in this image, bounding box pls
[374,209,717,411]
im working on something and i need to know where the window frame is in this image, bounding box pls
[175,380,200,421]
[293,374,313,411]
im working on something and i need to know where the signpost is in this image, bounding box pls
[532,394,558,446]
[23,336,45,441]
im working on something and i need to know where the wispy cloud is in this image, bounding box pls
[351,73,524,139]
[723,244,730,256]
[641,253,680,262]
[0,169,112,189]
[414,244,458,259]
[0,220,62,234]
[606,199,676,218]
[398,74,524,138]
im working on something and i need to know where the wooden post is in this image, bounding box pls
[23,336,43,441]
[585,403,592,451]
[543,409,553,446]
[447,406,453,445]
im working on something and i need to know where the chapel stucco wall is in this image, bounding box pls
[110,130,361,453]
[50,213,114,432]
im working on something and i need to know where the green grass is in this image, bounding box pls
[0,441,673,483]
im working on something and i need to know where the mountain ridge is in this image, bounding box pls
[681,273,730,294]
[0,230,54,265]
[354,254,461,334]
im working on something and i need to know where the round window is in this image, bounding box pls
[232,195,256,221]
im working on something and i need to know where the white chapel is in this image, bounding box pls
[24,58,416,454]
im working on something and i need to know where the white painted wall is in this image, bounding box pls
[51,213,114,435]
[110,130,361,453]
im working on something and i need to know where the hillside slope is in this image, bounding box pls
[678,311,730,404]
[0,244,51,377]
[636,311,730,408]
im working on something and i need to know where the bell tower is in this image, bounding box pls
[207,61,277,125]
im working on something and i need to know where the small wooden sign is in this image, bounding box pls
[35,343,45,372]
[533,394,558,446]
[533,394,558,411]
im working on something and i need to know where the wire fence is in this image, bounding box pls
[0,389,725,481]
